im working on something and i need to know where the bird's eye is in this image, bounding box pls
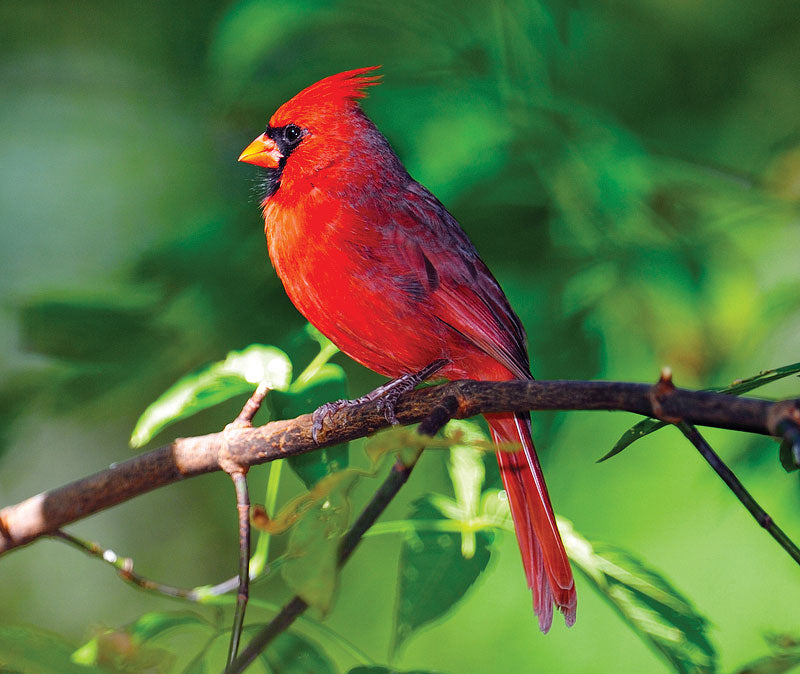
[284,124,303,145]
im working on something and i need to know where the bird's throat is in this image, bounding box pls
[257,166,282,202]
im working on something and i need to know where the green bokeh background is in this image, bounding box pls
[1,0,799,672]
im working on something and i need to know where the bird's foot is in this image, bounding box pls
[311,358,449,443]
[311,397,369,443]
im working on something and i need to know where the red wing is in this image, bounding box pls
[384,181,531,379]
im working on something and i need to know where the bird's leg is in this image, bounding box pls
[311,358,449,442]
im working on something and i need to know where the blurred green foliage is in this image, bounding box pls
[1,0,799,672]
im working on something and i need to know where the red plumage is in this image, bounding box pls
[239,67,576,631]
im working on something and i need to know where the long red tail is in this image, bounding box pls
[487,411,576,632]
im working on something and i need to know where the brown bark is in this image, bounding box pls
[1,378,797,555]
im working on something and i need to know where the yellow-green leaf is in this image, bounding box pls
[130,344,291,448]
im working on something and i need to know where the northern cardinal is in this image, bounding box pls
[239,67,576,631]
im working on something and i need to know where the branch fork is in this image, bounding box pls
[2,378,799,557]
[1,374,798,670]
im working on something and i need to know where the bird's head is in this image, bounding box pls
[238,66,383,200]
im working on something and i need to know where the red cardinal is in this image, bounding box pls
[239,67,576,631]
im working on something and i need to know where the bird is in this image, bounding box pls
[238,67,576,632]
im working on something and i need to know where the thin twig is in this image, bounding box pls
[222,383,270,665]
[676,422,800,566]
[53,530,196,599]
[226,395,460,673]
[56,526,284,601]
[227,471,251,666]
[234,381,271,427]
[53,529,376,664]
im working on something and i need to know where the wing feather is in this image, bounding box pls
[389,181,531,378]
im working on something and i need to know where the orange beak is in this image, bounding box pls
[238,133,282,169]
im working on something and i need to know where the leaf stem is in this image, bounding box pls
[291,342,339,390]
[250,459,283,576]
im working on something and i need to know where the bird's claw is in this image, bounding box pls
[311,397,365,444]
[375,394,401,426]
[312,400,340,444]
[310,359,449,444]
[310,392,401,444]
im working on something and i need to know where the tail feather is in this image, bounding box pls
[488,411,576,632]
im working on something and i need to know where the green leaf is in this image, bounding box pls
[602,362,800,461]
[0,625,96,673]
[444,420,489,558]
[72,632,175,673]
[559,518,717,674]
[18,292,161,363]
[256,631,336,674]
[71,612,211,672]
[303,322,337,354]
[181,652,211,674]
[598,417,667,462]
[126,611,212,643]
[714,362,800,396]
[732,634,800,674]
[391,499,492,656]
[272,362,349,488]
[282,470,360,613]
[446,420,486,517]
[130,344,291,448]
[478,489,514,530]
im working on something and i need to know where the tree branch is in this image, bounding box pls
[1,379,798,556]
[676,422,800,565]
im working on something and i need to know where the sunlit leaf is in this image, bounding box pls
[391,499,492,656]
[281,470,360,614]
[130,344,292,448]
[478,489,514,530]
[559,518,716,674]
[601,362,800,461]
[427,493,462,523]
[444,420,489,558]
[446,420,486,516]
[0,625,93,673]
